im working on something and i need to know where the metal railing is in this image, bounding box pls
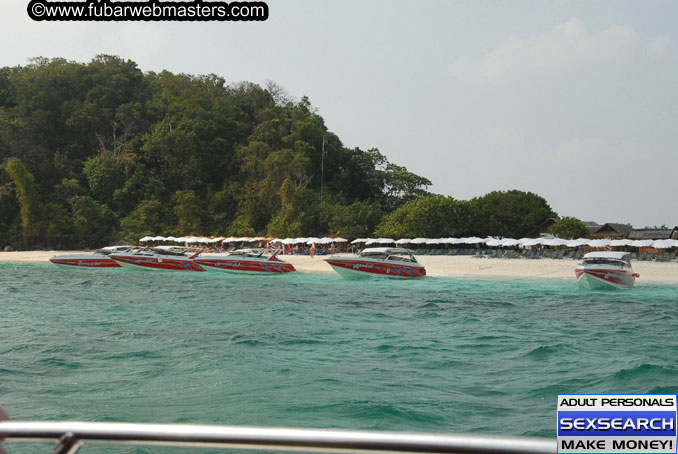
[0,422,554,454]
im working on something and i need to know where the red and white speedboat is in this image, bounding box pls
[193,249,295,274]
[325,247,426,279]
[110,246,206,272]
[575,251,639,290]
[49,246,134,269]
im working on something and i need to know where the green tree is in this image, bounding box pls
[173,189,203,234]
[120,199,168,241]
[548,216,589,238]
[4,157,39,241]
[40,202,74,248]
[324,200,383,238]
[382,162,431,208]
[471,190,556,238]
[70,195,117,247]
[206,184,239,233]
[83,148,125,205]
[375,195,471,238]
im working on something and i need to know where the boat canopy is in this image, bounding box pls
[230,248,267,257]
[361,247,413,255]
[148,246,191,256]
[582,252,631,260]
[97,245,135,253]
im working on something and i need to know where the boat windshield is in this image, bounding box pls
[583,258,631,268]
[149,247,188,257]
[359,249,418,263]
[96,246,134,255]
[230,249,267,258]
[385,253,417,263]
[360,251,388,259]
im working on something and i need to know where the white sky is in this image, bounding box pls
[1,0,676,228]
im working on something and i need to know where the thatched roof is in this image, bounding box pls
[628,228,678,240]
[595,223,632,237]
[583,221,601,233]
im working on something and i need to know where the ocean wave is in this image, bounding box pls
[519,343,576,360]
[613,363,678,381]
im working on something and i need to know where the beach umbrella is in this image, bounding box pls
[425,238,444,244]
[629,240,654,247]
[139,236,154,242]
[588,239,611,248]
[410,238,429,244]
[365,238,395,245]
[351,238,367,244]
[544,238,569,247]
[567,238,590,247]
[610,239,632,247]
[521,238,543,247]
[151,236,166,241]
[332,238,348,243]
[396,238,413,244]
[501,238,520,247]
[463,237,485,245]
[651,239,678,249]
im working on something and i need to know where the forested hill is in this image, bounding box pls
[0,56,555,249]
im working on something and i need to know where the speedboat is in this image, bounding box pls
[193,249,295,274]
[49,245,135,269]
[110,246,206,272]
[575,251,639,289]
[324,247,426,279]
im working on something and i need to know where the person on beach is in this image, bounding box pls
[310,243,316,258]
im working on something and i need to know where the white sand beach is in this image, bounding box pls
[1,251,677,284]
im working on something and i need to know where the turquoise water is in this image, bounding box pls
[1,263,677,448]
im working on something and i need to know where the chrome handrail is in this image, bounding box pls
[0,422,554,454]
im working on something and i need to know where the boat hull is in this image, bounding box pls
[575,267,636,290]
[50,254,121,269]
[194,257,295,274]
[325,258,426,279]
[110,254,206,272]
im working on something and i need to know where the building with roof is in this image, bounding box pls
[628,227,678,240]
[589,223,632,239]
[582,221,602,235]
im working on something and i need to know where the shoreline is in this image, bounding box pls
[2,251,677,284]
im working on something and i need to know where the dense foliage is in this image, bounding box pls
[0,56,558,249]
[375,192,556,239]
[0,56,432,248]
[549,216,589,239]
